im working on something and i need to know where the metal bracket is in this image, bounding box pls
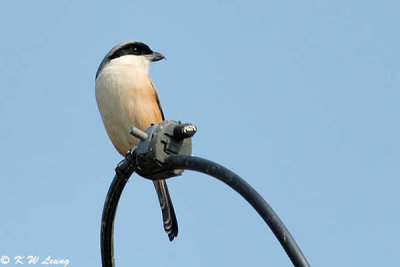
[129,120,197,180]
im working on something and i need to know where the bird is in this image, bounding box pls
[95,41,178,241]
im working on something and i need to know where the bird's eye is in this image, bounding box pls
[132,46,139,54]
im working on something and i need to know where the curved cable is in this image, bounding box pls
[101,156,136,267]
[101,153,310,267]
[164,155,310,267]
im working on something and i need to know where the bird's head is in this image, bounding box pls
[96,41,165,79]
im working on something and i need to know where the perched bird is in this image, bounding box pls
[95,41,178,241]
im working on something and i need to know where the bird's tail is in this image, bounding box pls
[153,179,178,241]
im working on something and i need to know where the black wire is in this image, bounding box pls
[101,156,136,267]
[101,153,310,266]
[164,155,310,267]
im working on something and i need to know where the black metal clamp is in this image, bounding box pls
[101,120,310,267]
[129,120,196,180]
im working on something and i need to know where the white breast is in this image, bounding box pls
[95,58,150,154]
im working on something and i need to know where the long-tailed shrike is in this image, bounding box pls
[95,41,178,241]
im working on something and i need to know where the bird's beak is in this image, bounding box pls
[147,51,165,62]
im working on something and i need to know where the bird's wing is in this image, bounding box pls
[149,78,165,120]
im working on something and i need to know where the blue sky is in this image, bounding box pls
[0,1,399,266]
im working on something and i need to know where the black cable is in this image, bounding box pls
[164,155,310,267]
[101,150,310,266]
[101,155,136,267]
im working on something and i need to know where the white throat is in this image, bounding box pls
[108,55,151,73]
